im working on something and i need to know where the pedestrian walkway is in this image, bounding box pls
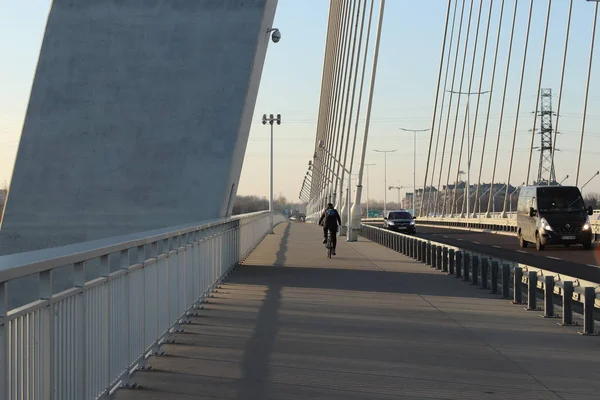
[114,222,600,400]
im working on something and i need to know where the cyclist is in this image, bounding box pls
[319,203,342,255]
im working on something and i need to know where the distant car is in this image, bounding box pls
[383,209,416,234]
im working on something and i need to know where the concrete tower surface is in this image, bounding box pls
[0,0,278,255]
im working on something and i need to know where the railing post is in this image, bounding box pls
[462,254,470,282]
[526,271,538,311]
[436,246,443,271]
[543,275,557,318]
[560,281,574,326]
[421,242,427,263]
[0,282,7,400]
[471,256,479,286]
[502,264,510,298]
[580,287,598,336]
[491,261,498,294]
[425,242,433,266]
[480,258,488,289]
[454,251,462,278]
[442,247,449,272]
[40,270,54,400]
[513,266,523,304]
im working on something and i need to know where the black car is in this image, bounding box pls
[383,210,416,234]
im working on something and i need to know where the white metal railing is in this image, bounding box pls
[0,211,285,400]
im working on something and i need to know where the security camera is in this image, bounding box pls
[268,28,281,43]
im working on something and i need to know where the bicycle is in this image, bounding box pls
[326,229,333,258]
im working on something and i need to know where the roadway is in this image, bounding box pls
[365,222,600,284]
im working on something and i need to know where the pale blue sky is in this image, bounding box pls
[1,1,600,203]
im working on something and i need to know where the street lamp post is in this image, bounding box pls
[559,175,569,185]
[446,90,491,218]
[374,149,396,216]
[581,170,600,191]
[400,128,429,215]
[389,185,403,207]
[262,113,281,234]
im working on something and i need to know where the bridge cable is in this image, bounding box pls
[473,0,506,216]
[525,0,553,186]
[328,0,353,204]
[333,0,361,211]
[346,0,372,183]
[311,0,340,201]
[353,0,386,212]
[485,0,520,216]
[348,0,376,179]
[442,0,475,216]
[432,0,464,217]
[501,0,535,216]
[433,0,467,216]
[422,0,456,217]
[467,0,495,216]
[548,0,573,186]
[576,2,599,186]
[322,0,348,203]
[451,0,485,217]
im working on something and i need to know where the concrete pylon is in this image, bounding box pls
[0,0,278,255]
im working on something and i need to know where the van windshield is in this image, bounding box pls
[388,212,412,219]
[537,187,585,212]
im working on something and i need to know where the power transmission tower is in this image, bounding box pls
[536,88,557,185]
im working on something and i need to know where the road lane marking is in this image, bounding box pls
[516,250,527,254]
[587,264,599,268]
[473,241,480,244]
[457,238,464,241]
[493,245,501,249]
[443,236,449,238]
[546,256,561,260]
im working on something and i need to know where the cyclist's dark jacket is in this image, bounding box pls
[319,209,342,230]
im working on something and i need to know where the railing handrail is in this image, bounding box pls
[0,210,271,284]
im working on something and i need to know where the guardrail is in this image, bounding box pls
[362,216,600,241]
[360,223,600,335]
[0,211,285,400]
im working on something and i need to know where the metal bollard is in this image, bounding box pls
[560,281,574,326]
[579,287,598,336]
[490,261,498,294]
[436,246,443,271]
[431,245,437,268]
[502,264,510,298]
[526,271,538,310]
[454,251,462,278]
[513,266,523,304]
[471,256,479,286]
[426,243,431,265]
[442,247,448,272]
[462,253,470,282]
[480,258,488,289]
[448,249,455,275]
[421,241,427,263]
[543,275,557,318]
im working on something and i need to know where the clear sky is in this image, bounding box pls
[2,0,600,204]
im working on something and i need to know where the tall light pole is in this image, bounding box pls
[446,90,491,218]
[400,128,429,214]
[374,149,396,216]
[262,113,281,233]
[389,185,403,207]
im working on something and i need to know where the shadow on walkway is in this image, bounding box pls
[235,222,290,400]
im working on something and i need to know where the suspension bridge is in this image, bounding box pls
[0,1,599,399]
